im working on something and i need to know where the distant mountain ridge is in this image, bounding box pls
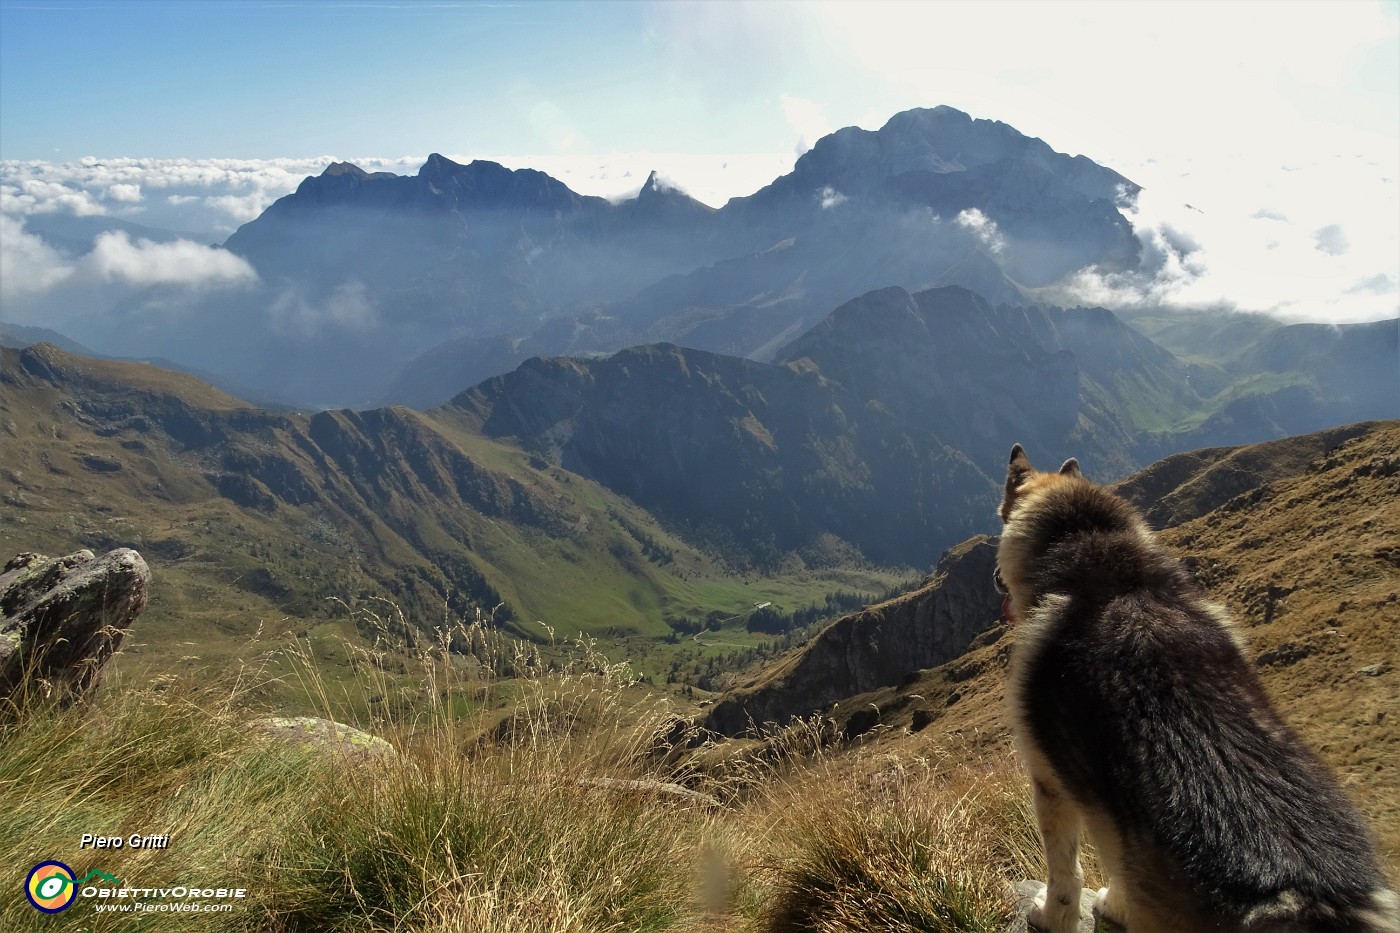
[453,339,991,568]
[10,274,1391,601]
[81,105,1145,408]
[0,341,904,649]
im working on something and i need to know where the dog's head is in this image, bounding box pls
[995,444,1084,613]
[997,443,1081,524]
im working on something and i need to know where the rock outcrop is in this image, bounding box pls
[704,535,1002,736]
[0,549,150,706]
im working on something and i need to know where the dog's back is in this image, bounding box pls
[998,448,1399,933]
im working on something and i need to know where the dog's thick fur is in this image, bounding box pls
[996,444,1399,933]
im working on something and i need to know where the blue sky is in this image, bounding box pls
[2,0,1398,323]
[7,0,1388,165]
[0,0,866,160]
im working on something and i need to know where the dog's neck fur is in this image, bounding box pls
[998,456,1157,621]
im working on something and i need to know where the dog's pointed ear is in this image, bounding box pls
[1008,443,1031,473]
[1059,458,1081,477]
[1007,444,1033,485]
[1000,444,1034,522]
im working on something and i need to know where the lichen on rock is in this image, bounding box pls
[0,548,150,707]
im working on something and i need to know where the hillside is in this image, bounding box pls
[704,421,1400,860]
[772,285,1199,476]
[0,343,905,692]
[452,338,992,568]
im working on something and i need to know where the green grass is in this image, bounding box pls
[1169,370,1317,431]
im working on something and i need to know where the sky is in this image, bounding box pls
[1,0,1398,324]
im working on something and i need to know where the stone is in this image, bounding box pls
[0,548,149,706]
[249,715,398,766]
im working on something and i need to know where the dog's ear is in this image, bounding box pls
[1000,444,1034,522]
[1007,445,1034,485]
[1008,444,1032,475]
[1059,458,1081,477]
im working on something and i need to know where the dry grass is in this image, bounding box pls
[752,759,1028,933]
[0,608,1045,932]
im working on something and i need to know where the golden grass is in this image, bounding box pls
[0,611,1044,932]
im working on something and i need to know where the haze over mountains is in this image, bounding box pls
[10,106,1146,408]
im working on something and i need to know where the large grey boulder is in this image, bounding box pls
[0,549,150,705]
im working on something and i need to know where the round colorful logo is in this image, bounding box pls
[26,861,77,913]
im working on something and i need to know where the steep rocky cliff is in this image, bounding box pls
[705,535,1002,735]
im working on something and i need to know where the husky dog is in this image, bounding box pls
[995,444,1399,933]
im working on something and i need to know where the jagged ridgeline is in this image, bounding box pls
[79,105,1143,409]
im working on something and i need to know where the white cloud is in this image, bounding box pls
[1,178,105,216]
[268,280,377,338]
[204,192,274,223]
[83,231,258,287]
[955,207,1005,254]
[781,93,833,156]
[0,156,421,233]
[1313,224,1350,256]
[818,186,847,209]
[0,214,75,302]
[104,183,143,203]
[1054,151,1399,323]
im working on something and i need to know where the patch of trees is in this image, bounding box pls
[743,590,873,634]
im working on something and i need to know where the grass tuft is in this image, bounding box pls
[754,757,1036,933]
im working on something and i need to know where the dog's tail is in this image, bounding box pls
[1244,886,1400,932]
[1354,887,1400,933]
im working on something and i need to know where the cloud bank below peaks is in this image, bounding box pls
[0,214,256,313]
[1054,152,1399,324]
[86,231,257,287]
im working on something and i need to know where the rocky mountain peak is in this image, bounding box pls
[773,104,1136,207]
[322,161,369,178]
[417,151,465,181]
[629,170,716,220]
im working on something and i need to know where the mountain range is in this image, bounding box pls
[4,278,1392,647]
[49,106,1143,408]
[2,104,1395,709]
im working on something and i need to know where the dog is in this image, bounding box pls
[995,444,1398,933]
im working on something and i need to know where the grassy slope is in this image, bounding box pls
[0,345,903,706]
